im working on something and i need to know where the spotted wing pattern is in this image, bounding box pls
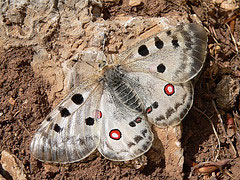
[124,72,193,127]
[120,24,208,83]
[30,23,207,163]
[97,82,153,161]
[30,81,102,163]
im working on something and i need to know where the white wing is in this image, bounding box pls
[30,80,103,163]
[97,85,153,161]
[119,24,208,83]
[124,72,193,127]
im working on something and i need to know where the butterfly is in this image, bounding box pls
[30,23,208,163]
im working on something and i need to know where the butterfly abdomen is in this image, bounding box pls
[114,82,143,112]
[104,68,143,113]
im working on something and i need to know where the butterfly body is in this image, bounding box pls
[102,66,144,113]
[30,23,208,163]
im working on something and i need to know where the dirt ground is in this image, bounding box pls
[0,0,240,179]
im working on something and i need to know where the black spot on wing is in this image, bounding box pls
[172,39,180,48]
[53,124,62,133]
[138,45,149,56]
[157,63,166,73]
[152,101,159,109]
[141,129,148,137]
[85,117,94,126]
[134,135,143,143]
[129,121,136,127]
[46,116,52,122]
[166,107,175,119]
[127,142,136,148]
[59,107,71,117]
[71,93,84,105]
[174,102,183,110]
[166,30,171,36]
[154,37,164,49]
[156,115,165,121]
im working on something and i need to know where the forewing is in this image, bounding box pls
[120,23,208,83]
[125,72,193,127]
[97,87,153,161]
[30,81,103,163]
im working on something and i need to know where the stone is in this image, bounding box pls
[215,75,240,111]
[151,125,184,180]
[212,0,239,11]
[102,0,120,3]
[129,0,143,7]
[0,150,27,180]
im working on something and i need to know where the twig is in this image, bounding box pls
[14,110,32,137]
[225,23,239,54]
[193,106,221,161]
[208,26,220,44]
[189,159,232,178]
[212,100,239,158]
[233,111,240,131]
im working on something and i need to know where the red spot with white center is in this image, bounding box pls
[164,84,175,96]
[109,129,122,140]
[94,110,102,119]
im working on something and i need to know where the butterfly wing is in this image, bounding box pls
[30,80,103,163]
[124,72,193,127]
[119,23,208,83]
[97,86,153,161]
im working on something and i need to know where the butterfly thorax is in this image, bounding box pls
[102,66,144,113]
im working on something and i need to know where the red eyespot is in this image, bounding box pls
[134,117,142,123]
[94,110,102,119]
[109,129,122,140]
[146,106,152,114]
[164,84,175,96]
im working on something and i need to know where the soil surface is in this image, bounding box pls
[1,0,240,179]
